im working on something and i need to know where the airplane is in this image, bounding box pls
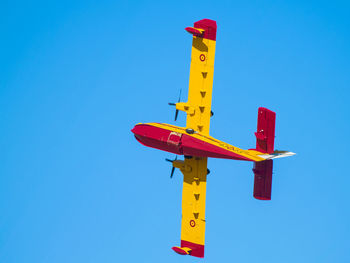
[131,18,295,258]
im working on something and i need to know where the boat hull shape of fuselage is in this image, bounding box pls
[131,123,262,162]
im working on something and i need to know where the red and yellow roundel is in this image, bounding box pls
[190,220,196,227]
[199,54,206,61]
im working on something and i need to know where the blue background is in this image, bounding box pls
[1,1,350,262]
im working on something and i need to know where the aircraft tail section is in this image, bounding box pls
[255,107,276,154]
[253,160,273,200]
[258,150,296,160]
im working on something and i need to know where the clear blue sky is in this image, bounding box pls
[1,1,350,262]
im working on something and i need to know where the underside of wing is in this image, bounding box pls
[176,19,217,135]
[172,18,217,258]
[172,157,208,258]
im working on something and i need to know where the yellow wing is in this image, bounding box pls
[176,19,217,135]
[172,157,208,258]
[172,19,217,258]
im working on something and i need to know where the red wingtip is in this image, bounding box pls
[193,19,217,41]
[185,19,217,41]
[172,246,190,255]
[185,27,203,37]
[180,240,205,258]
[254,196,271,201]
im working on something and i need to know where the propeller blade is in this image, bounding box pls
[166,156,178,178]
[168,89,182,121]
[174,109,179,121]
[170,166,175,178]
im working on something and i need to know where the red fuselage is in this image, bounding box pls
[131,123,253,161]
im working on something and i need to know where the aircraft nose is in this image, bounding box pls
[131,123,150,137]
[131,124,142,135]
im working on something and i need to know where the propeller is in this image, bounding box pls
[168,89,182,121]
[165,156,178,178]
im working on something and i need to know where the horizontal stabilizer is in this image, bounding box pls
[255,107,276,154]
[253,160,273,200]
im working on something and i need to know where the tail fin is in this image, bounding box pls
[252,107,295,201]
[253,160,273,200]
[255,107,276,154]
